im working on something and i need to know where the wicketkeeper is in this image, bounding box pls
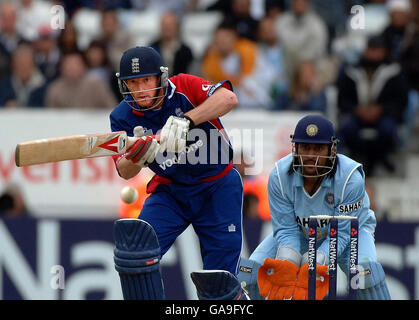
[238,114,391,300]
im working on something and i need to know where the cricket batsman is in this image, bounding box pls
[110,46,246,300]
[238,114,391,300]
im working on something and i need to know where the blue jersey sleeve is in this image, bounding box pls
[110,111,122,132]
[110,104,129,133]
[268,164,301,254]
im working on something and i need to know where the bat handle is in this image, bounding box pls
[126,134,161,149]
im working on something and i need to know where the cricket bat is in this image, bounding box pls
[15,131,157,167]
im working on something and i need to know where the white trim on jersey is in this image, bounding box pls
[275,162,285,198]
[340,164,361,204]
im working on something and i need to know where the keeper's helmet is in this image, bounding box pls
[116,46,169,111]
[290,114,339,177]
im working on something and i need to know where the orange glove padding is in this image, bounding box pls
[293,264,329,300]
[257,258,299,300]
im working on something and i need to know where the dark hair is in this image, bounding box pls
[367,34,386,49]
[85,40,110,67]
[265,0,286,11]
[61,50,88,66]
[216,17,238,32]
[57,20,79,54]
[0,193,14,213]
[101,8,119,23]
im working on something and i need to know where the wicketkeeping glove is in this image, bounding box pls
[159,115,194,153]
[257,258,299,300]
[293,263,329,300]
[125,126,159,167]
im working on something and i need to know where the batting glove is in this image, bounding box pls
[125,126,159,167]
[159,115,194,153]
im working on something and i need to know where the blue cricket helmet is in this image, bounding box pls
[290,114,339,178]
[291,114,337,145]
[118,46,164,80]
[116,46,169,111]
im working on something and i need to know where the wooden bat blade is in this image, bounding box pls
[15,131,134,167]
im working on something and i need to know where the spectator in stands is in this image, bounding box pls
[413,0,419,26]
[202,19,259,108]
[55,0,79,18]
[330,0,390,67]
[130,0,197,18]
[202,18,257,90]
[381,0,417,62]
[204,0,260,41]
[98,9,134,73]
[85,40,112,81]
[401,31,419,91]
[84,39,121,101]
[0,2,23,81]
[309,0,351,43]
[59,0,136,16]
[0,43,47,107]
[336,35,409,176]
[265,0,286,19]
[16,0,53,42]
[230,0,260,41]
[254,16,288,108]
[0,185,28,217]
[275,59,327,112]
[45,51,117,109]
[398,29,419,152]
[204,0,231,14]
[150,11,194,77]
[231,16,287,109]
[76,0,131,11]
[57,20,80,55]
[274,0,328,82]
[33,25,61,82]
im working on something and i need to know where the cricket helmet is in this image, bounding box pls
[291,114,336,145]
[116,46,168,111]
[290,114,338,177]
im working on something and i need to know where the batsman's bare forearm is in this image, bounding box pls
[117,157,142,180]
[184,87,238,125]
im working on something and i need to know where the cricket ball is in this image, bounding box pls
[120,186,138,204]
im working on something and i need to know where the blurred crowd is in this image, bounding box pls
[1,0,419,180]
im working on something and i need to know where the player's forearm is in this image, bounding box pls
[184,87,238,126]
[117,157,142,180]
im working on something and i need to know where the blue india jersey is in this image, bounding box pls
[268,153,377,261]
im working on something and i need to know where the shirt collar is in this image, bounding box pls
[167,79,176,99]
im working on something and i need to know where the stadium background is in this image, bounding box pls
[1,0,419,299]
